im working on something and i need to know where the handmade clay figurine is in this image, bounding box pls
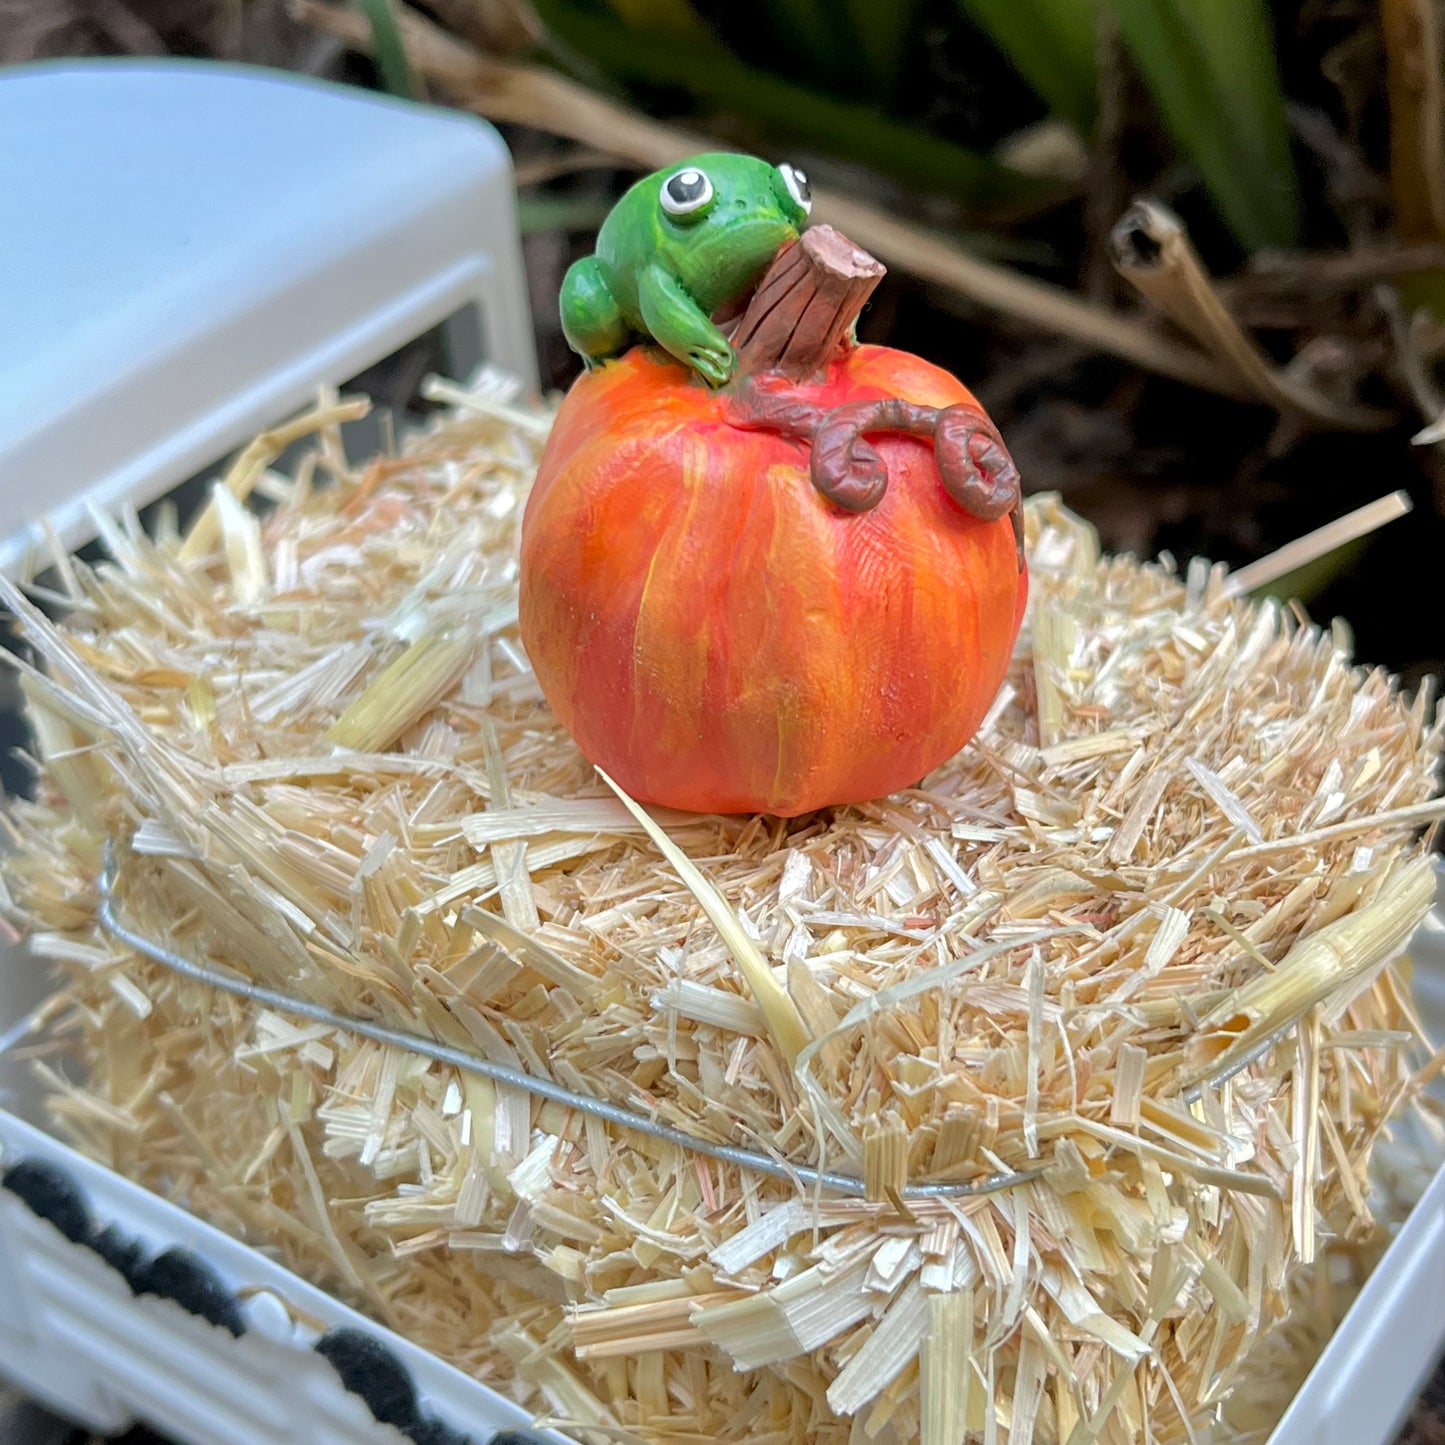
[522,155,1028,816]
[559,152,813,386]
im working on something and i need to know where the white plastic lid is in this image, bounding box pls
[0,59,534,575]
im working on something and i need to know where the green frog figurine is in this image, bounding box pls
[559,152,813,387]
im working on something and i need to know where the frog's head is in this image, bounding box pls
[647,152,812,313]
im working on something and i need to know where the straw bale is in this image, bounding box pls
[2,373,1442,1445]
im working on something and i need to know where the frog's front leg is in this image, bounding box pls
[560,256,631,369]
[637,263,734,386]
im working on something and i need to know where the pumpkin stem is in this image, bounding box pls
[932,406,1022,522]
[731,226,886,380]
[725,224,1024,566]
[810,399,936,511]
[729,383,1024,560]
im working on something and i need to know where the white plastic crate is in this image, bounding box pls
[0,56,537,577]
[0,1111,568,1445]
[0,55,552,1445]
[1,54,1443,1445]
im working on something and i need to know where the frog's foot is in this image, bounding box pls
[561,256,631,368]
[638,263,737,386]
[686,342,736,388]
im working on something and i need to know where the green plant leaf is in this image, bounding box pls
[601,0,717,45]
[845,0,922,94]
[952,0,1099,135]
[1107,0,1300,251]
[355,0,418,100]
[530,0,1049,209]
[767,0,852,75]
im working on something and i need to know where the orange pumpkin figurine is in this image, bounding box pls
[520,154,1027,817]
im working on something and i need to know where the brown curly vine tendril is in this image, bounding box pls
[727,378,1025,569]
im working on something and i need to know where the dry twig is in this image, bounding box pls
[1382,0,1445,244]
[1112,201,1393,430]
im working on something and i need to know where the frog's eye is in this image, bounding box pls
[661,168,715,219]
[779,163,812,215]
